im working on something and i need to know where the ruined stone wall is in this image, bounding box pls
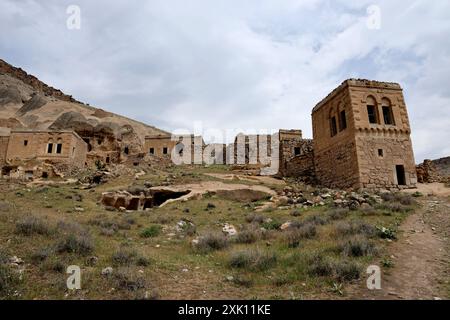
[69,133,88,168]
[278,139,315,181]
[0,136,9,166]
[416,159,442,183]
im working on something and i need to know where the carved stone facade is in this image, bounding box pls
[312,79,417,189]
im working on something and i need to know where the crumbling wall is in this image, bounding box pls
[0,135,9,166]
[278,139,315,182]
[416,159,442,183]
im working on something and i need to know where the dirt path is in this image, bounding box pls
[349,198,449,300]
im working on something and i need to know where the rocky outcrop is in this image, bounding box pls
[16,94,48,115]
[416,159,445,183]
[0,87,24,105]
[0,59,79,103]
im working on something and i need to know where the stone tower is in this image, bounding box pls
[312,79,417,190]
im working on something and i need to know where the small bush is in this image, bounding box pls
[228,250,277,271]
[333,260,361,281]
[56,234,94,256]
[339,236,378,257]
[262,219,282,230]
[290,210,302,217]
[140,225,162,238]
[308,254,361,281]
[327,208,349,220]
[113,268,146,292]
[152,215,173,225]
[380,193,416,207]
[100,228,116,237]
[376,226,397,240]
[112,249,137,266]
[88,216,130,231]
[245,213,265,224]
[234,229,259,244]
[334,221,376,237]
[304,215,329,226]
[232,275,254,288]
[0,264,20,296]
[285,230,302,248]
[196,233,229,253]
[360,206,378,216]
[16,216,54,236]
[136,256,151,267]
[31,247,53,263]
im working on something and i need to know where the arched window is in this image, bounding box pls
[329,107,338,137]
[47,139,54,154]
[366,96,379,124]
[56,138,62,154]
[381,97,395,125]
[338,103,347,131]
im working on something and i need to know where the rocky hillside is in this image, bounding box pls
[0,59,168,146]
[432,156,450,178]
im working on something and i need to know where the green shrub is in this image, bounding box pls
[0,264,20,296]
[307,254,361,281]
[113,268,146,292]
[16,216,54,236]
[245,213,265,224]
[234,229,259,244]
[376,226,397,240]
[56,234,94,256]
[262,219,282,230]
[327,208,349,220]
[112,249,137,266]
[31,247,53,263]
[196,233,229,253]
[339,236,378,257]
[334,221,376,237]
[304,215,329,226]
[140,225,162,238]
[228,250,277,271]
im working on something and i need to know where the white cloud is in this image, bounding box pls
[0,0,449,162]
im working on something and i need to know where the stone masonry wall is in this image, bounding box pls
[278,139,315,182]
[356,132,417,188]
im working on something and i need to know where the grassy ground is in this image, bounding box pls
[0,165,417,300]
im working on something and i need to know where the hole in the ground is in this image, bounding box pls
[150,190,190,206]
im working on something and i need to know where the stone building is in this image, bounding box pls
[0,129,87,179]
[312,79,417,189]
[144,134,205,163]
[277,130,315,181]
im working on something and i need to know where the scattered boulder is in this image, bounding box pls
[101,267,113,276]
[222,223,237,237]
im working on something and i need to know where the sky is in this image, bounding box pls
[0,0,449,162]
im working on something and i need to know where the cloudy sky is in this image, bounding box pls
[1,0,449,162]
